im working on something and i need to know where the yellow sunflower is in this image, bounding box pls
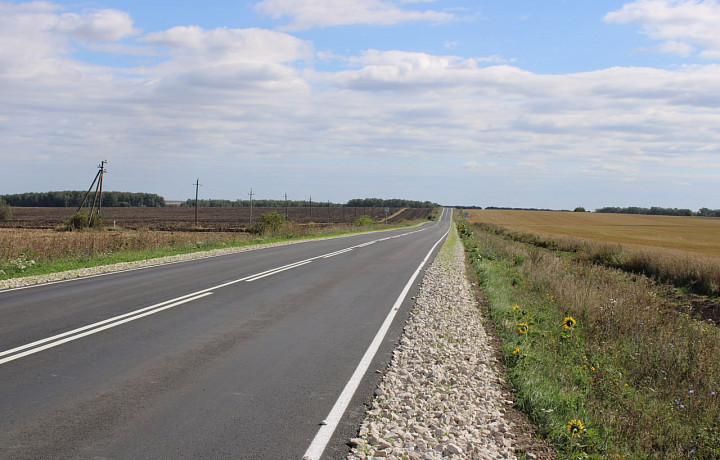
[567,419,585,437]
[517,323,529,334]
[564,316,577,329]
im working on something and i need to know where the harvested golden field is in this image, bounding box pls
[463,209,720,257]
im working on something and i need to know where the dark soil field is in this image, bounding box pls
[1,207,435,231]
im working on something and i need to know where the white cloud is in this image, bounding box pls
[254,0,454,30]
[0,2,138,79]
[606,0,720,59]
[53,9,138,42]
[1,2,720,207]
[144,26,312,63]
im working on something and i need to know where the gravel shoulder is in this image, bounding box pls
[347,226,555,459]
[0,233,361,291]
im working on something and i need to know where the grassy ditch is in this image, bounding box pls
[458,221,720,459]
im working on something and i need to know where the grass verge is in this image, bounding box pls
[457,220,720,459]
[0,220,425,282]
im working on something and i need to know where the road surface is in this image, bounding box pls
[0,209,451,459]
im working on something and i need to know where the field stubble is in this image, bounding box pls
[464,209,720,301]
[465,209,720,256]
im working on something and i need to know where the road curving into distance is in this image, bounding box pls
[0,208,452,459]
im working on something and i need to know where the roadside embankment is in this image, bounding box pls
[348,225,552,459]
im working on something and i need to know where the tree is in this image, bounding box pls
[573,207,586,212]
[0,198,11,220]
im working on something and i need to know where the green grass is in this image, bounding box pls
[0,220,426,282]
[457,219,720,459]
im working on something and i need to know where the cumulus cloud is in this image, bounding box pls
[144,26,312,63]
[606,0,720,59]
[52,9,138,42]
[254,0,454,30]
[1,1,720,207]
[0,2,138,80]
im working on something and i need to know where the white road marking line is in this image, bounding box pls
[302,222,450,460]
[0,290,210,359]
[0,221,440,366]
[244,260,313,282]
[321,248,353,258]
[0,292,214,366]
[0,221,432,295]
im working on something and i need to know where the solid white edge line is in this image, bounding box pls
[0,292,214,366]
[302,220,450,460]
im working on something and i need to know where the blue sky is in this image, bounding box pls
[2,0,720,209]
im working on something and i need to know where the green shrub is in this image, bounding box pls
[248,211,299,238]
[353,215,375,227]
[63,212,103,231]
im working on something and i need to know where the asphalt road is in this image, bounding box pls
[0,209,451,459]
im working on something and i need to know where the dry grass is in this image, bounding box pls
[459,221,720,458]
[0,228,250,262]
[465,209,720,256]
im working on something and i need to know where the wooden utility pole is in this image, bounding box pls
[248,188,255,224]
[96,160,106,217]
[193,178,201,228]
[309,195,312,219]
[284,193,288,220]
[75,160,107,227]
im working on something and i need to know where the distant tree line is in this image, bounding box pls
[484,206,571,212]
[180,199,335,208]
[181,198,438,208]
[1,191,165,207]
[595,206,699,217]
[345,198,438,208]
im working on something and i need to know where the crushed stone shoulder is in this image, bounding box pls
[347,229,551,459]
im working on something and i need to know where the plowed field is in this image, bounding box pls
[1,207,434,231]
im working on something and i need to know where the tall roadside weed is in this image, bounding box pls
[457,220,720,459]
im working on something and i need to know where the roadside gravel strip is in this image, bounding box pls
[0,239,321,291]
[348,228,518,460]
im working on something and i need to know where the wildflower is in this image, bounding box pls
[512,347,520,354]
[564,317,576,329]
[567,419,585,437]
[513,304,520,311]
[517,323,529,334]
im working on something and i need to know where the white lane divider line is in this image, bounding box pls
[0,290,211,360]
[321,248,353,258]
[0,221,440,366]
[302,224,451,460]
[244,260,313,282]
[0,292,214,366]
